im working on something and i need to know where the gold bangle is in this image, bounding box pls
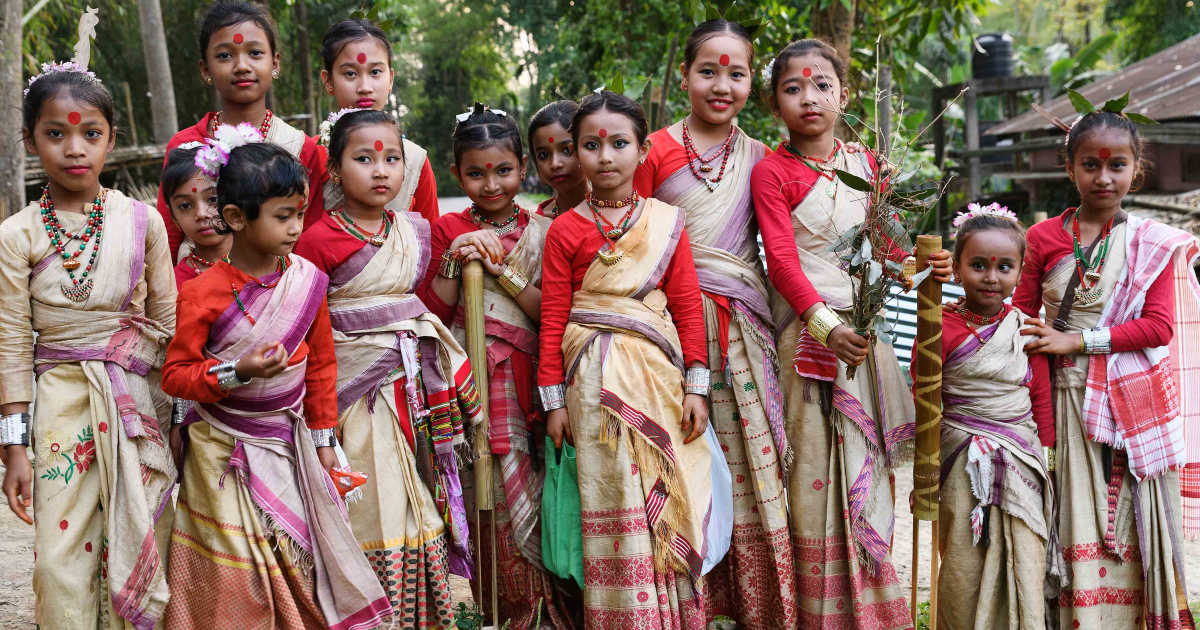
[1043,446,1056,472]
[438,252,462,279]
[902,255,917,278]
[1079,333,1086,355]
[806,306,841,347]
[497,265,528,297]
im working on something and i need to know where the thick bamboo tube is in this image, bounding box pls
[462,261,497,622]
[912,235,944,521]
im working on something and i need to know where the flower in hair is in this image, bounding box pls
[761,63,773,85]
[953,202,1017,228]
[194,123,264,180]
[176,141,204,151]
[23,62,99,96]
[455,102,506,123]
[318,107,369,146]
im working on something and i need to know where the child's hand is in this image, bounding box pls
[2,447,33,525]
[680,393,708,444]
[927,249,953,283]
[448,230,506,265]
[457,245,507,276]
[546,408,572,449]
[828,325,869,367]
[170,425,184,470]
[316,446,338,474]
[1021,318,1080,356]
[942,296,965,313]
[235,342,289,380]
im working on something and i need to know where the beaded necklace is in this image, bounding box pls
[39,186,105,302]
[230,257,287,326]
[681,121,736,192]
[1070,211,1115,305]
[211,109,274,138]
[471,204,522,236]
[951,302,1005,342]
[589,192,640,208]
[335,209,391,246]
[587,193,640,266]
[783,140,842,199]
[187,252,231,271]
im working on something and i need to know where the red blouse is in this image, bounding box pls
[942,305,1055,447]
[409,158,441,224]
[634,128,773,197]
[156,113,329,260]
[537,209,708,387]
[173,259,201,290]
[161,261,339,430]
[293,213,371,274]
[1013,211,1175,353]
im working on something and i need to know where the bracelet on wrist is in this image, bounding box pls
[684,367,711,397]
[208,360,251,391]
[806,306,842,348]
[539,384,566,411]
[1043,446,1056,472]
[0,413,30,447]
[311,427,337,448]
[438,251,462,279]
[497,265,529,298]
[1081,327,1112,355]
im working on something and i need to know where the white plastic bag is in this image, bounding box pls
[701,422,733,575]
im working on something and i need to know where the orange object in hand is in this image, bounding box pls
[329,467,368,498]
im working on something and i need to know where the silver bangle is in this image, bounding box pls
[0,413,30,447]
[684,367,711,397]
[213,365,251,391]
[311,427,337,448]
[539,384,566,411]
[206,360,237,375]
[1082,327,1112,355]
[172,399,192,425]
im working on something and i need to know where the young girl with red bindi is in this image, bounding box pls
[528,100,589,219]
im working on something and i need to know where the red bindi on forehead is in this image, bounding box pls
[67,112,81,125]
[485,163,492,169]
[547,137,554,143]
[1099,148,1112,160]
[991,256,997,261]
[233,33,244,44]
[192,187,198,193]
[374,140,384,151]
[719,54,730,66]
[802,67,813,78]
[598,129,608,139]
[357,53,367,64]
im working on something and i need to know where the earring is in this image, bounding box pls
[331,174,341,185]
[204,76,213,86]
[326,86,334,95]
[638,157,645,165]
[272,70,280,79]
[681,82,688,91]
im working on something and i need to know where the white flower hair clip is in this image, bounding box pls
[953,202,1018,228]
[194,123,264,180]
[761,62,773,85]
[24,7,101,96]
[318,107,369,146]
[455,101,506,123]
[176,141,204,151]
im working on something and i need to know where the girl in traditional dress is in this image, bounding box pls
[293,109,481,627]
[539,88,714,629]
[1016,108,1199,630]
[161,137,391,630]
[0,48,177,630]
[156,0,328,260]
[421,104,574,629]
[633,19,795,629]
[319,18,439,223]
[528,100,588,220]
[160,145,231,289]
[932,207,1061,629]
[750,39,952,630]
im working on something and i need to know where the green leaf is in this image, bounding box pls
[1067,89,1096,115]
[623,76,650,100]
[833,169,873,192]
[748,24,769,40]
[724,2,740,23]
[901,187,939,200]
[1103,90,1130,113]
[377,19,395,32]
[1125,112,1158,125]
[691,0,706,26]
[706,3,722,21]
[609,71,625,96]
[366,4,380,22]
[839,0,854,12]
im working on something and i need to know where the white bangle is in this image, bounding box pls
[684,367,711,397]
[539,384,566,411]
[0,413,30,447]
[1082,327,1112,355]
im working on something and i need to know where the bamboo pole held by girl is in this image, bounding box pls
[911,234,944,629]
[463,260,499,626]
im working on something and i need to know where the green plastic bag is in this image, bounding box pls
[541,436,584,590]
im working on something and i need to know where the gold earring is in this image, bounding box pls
[204,76,213,86]
[272,70,280,79]
[681,82,688,91]
[326,86,334,95]
[331,174,341,185]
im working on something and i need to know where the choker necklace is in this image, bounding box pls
[471,204,522,236]
[187,252,230,271]
[587,193,640,266]
[952,303,1004,326]
[39,186,106,302]
[336,209,390,246]
[681,121,736,192]
[1071,211,1115,306]
[588,192,640,208]
[211,109,274,139]
[783,140,842,198]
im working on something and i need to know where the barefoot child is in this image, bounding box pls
[161,134,390,629]
[634,19,794,628]
[0,20,177,626]
[421,103,574,629]
[539,89,714,628]
[1015,102,1199,630]
[528,100,588,219]
[294,109,481,625]
[160,144,231,289]
[157,0,327,259]
[319,18,439,223]
[932,206,1062,629]
[750,39,952,629]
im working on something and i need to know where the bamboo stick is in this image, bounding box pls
[930,521,940,630]
[462,261,497,624]
[911,515,920,623]
[912,234,943,521]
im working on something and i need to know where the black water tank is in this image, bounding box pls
[973,33,1014,79]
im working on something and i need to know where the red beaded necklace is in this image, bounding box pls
[230,257,287,326]
[334,208,390,246]
[39,186,105,302]
[681,121,736,192]
[587,193,638,239]
[211,109,274,138]
[187,252,230,271]
[951,302,1004,342]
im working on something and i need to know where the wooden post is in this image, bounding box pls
[293,0,315,136]
[657,35,678,131]
[912,234,943,628]
[121,82,139,147]
[137,0,178,143]
[462,261,497,625]
[964,87,981,200]
[0,0,24,218]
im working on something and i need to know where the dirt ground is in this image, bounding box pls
[0,466,1196,625]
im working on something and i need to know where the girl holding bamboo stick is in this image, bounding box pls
[750,38,951,630]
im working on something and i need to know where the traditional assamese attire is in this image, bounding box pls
[0,190,177,630]
[635,127,796,630]
[1014,211,1199,630]
[321,140,441,224]
[539,199,713,629]
[932,304,1064,630]
[161,255,392,630]
[294,211,480,627]
[155,112,328,260]
[422,208,575,629]
[752,143,915,630]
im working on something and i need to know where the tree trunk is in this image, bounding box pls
[293,0,314,135]
[656,34,678,130]
[811,0,856,65]
[0,0,24,217]
[138,0,178,144]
